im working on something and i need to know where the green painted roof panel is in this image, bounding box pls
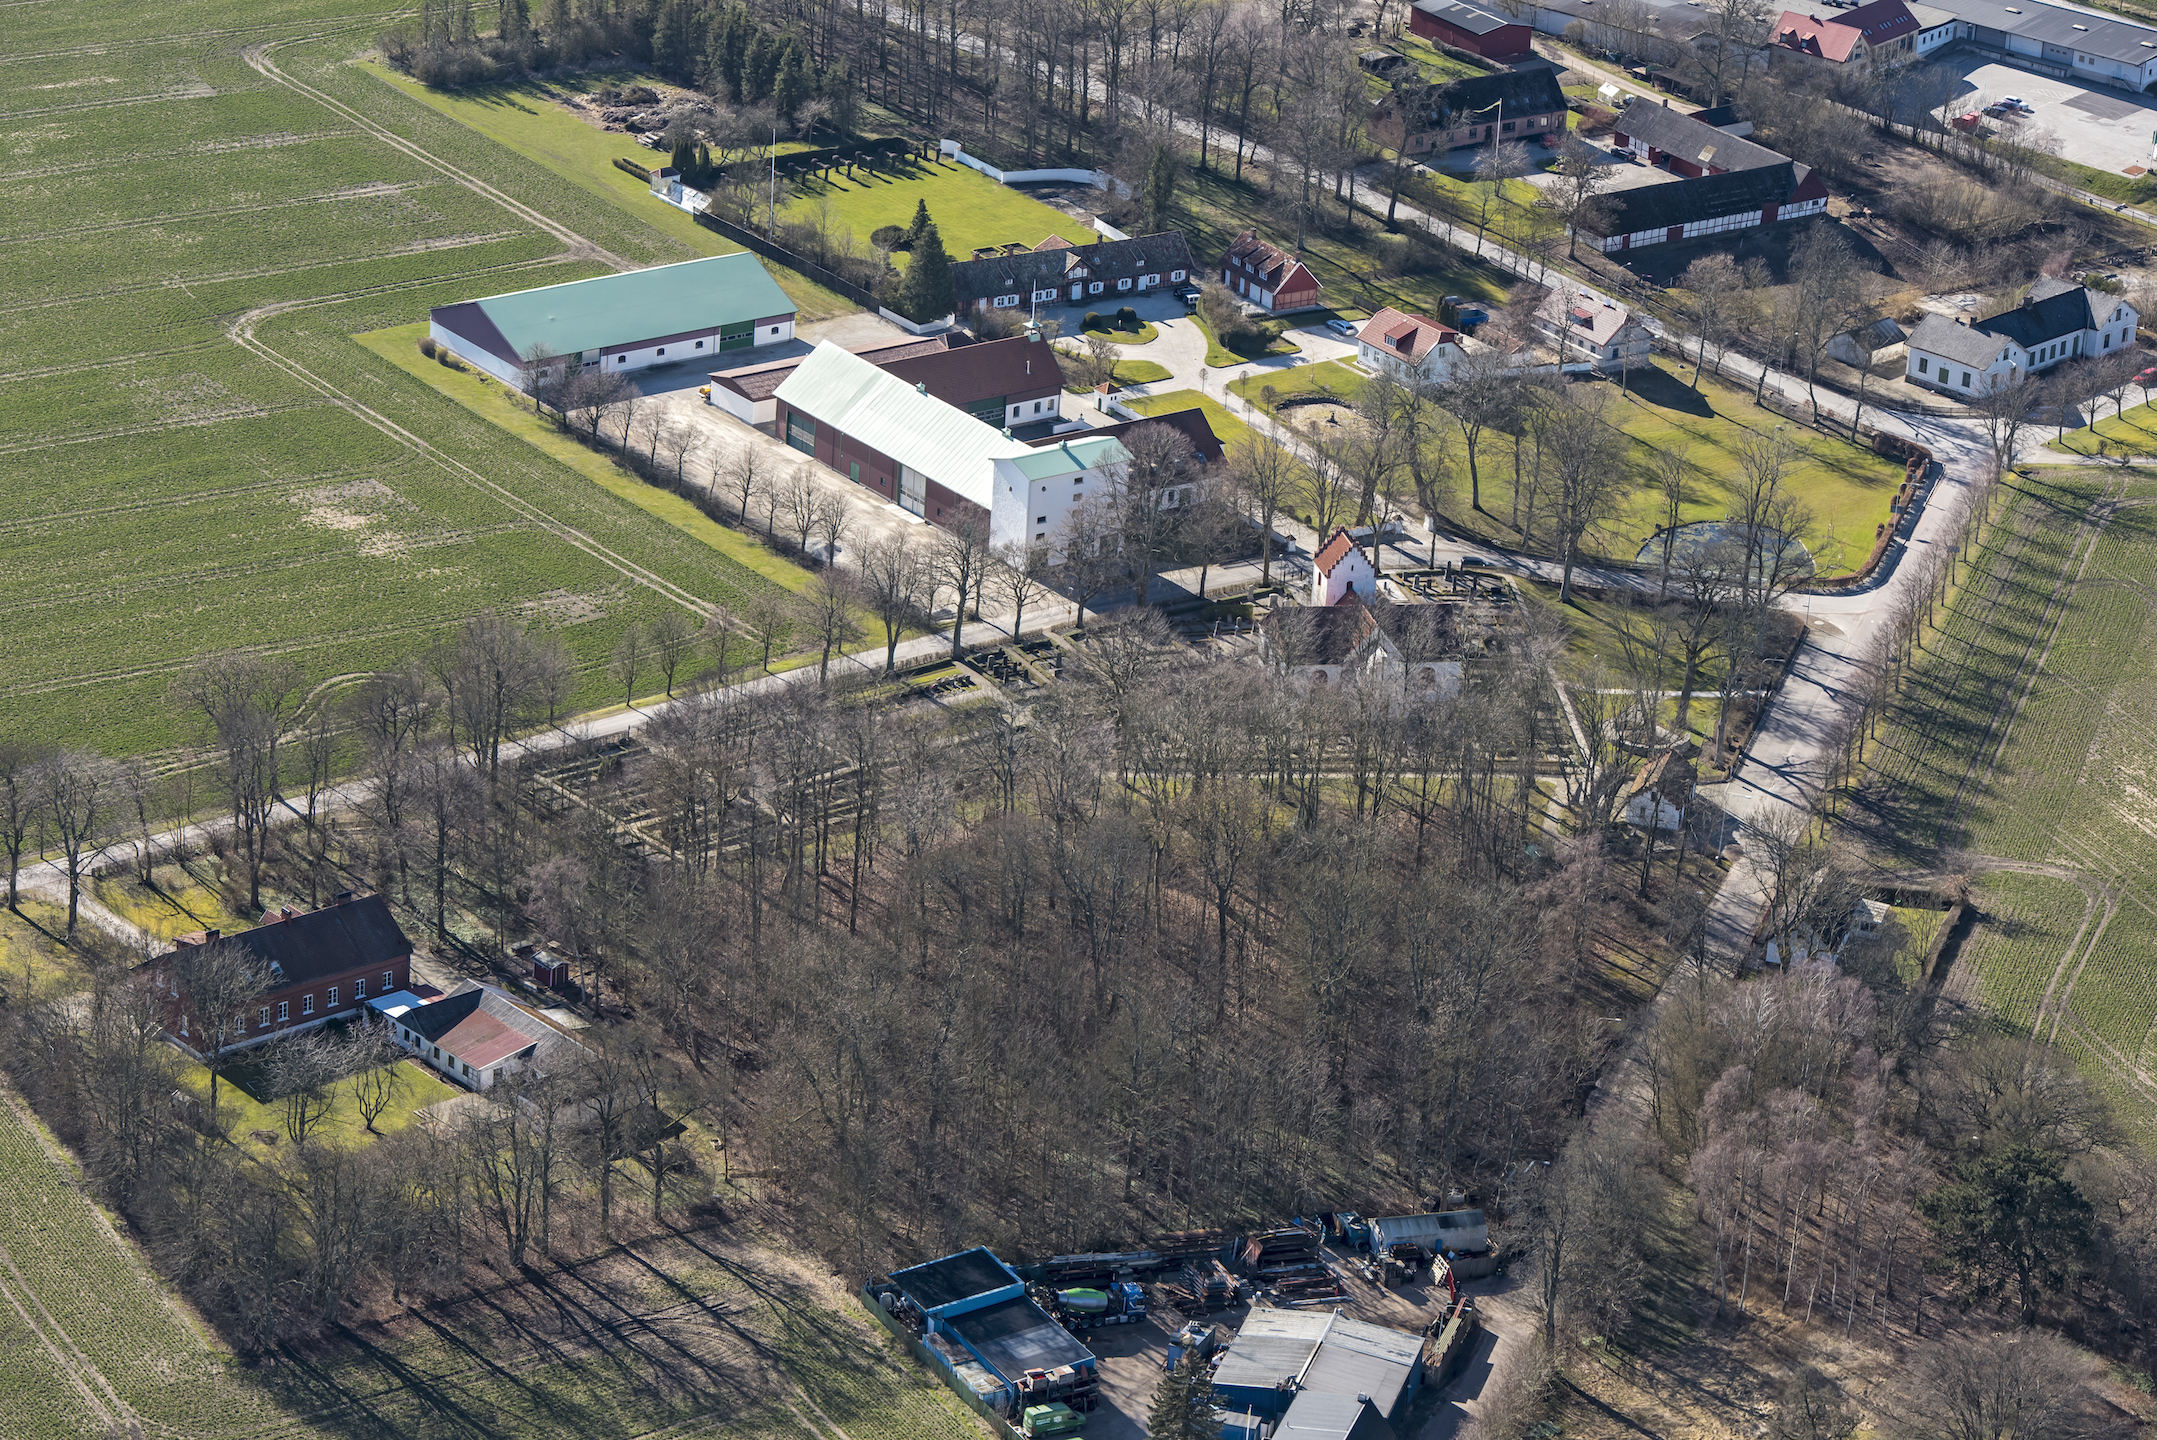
[1007,436,1128,479]
[474,254,794,359]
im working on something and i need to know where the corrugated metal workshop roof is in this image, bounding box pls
[453,253,794,361]
[774,342,1032,508]
[947,1295,1095,1382]
[1943,0,2157,64]
[1279,1392,1400,1440]
[1213,1309,1331,1394]
[1299,1315,1424,1418]
[892,1247,1018,1312]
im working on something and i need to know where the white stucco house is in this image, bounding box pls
[1311,529,1377,606]
[1355,307,1468,385]
[1905,279,2139,396]
[1533,287,1654,373]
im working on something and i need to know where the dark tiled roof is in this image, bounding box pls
[881,334,1063,404]
[949,233,1197,304]
[164,894,410,992]
[1591,162,1809,236]
[1033,406,1226,462]
[1975,281,2103,348]
[1395,68,1567,130]
[711,337,946,402]
[1612,101,1788,171]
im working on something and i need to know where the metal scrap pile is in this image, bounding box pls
[1239,1225,1343,1304]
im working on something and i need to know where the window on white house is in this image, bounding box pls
[696,340,704,348]
[770,326,781,335]
[657,348,665,355]
[1917,357,1928,373]
[1961,371,1972,386]
[1171,269,1185,281]
[278,1002,290,1021]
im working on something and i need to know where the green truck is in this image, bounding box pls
[1021,1402,1087,1438]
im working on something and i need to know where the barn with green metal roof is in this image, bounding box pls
[428,253,797,387]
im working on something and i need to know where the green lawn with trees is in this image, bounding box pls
[785,157,1095,266]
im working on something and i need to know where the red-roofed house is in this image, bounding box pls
[1769,0,1919,68]
[1222,231,1323,314]
[394,980,589,1090]
[1312,527,1377,606]
[1355,307,1468,383]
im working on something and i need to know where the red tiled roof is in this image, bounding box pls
[436,1010,534,1070]
[1314,528,1359,577]
[1771,0,1914,61]
[1225,229,1310,290]
[1360,306,1462,364]
[1034,234,1076,251]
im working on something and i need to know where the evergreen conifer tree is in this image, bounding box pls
[1147,1354,1219,1440]
[898,222,956,322]
[774,44,810,125]
[904,197,933,246]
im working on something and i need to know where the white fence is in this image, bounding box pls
[938,140,1134,198]
[878,306,956,335]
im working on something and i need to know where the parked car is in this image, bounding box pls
[1326,317,1358,337]
[2003,95,2033,112]
[2135,365,2157,388]
[1982,104,2008,118]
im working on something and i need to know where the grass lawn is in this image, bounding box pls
[1231,359,1368,411]
[0,902,93,1006]
[1465,363,1900,574]
[2047,395,2157,455]
[96,862,253,945]
[1174,167,1515,327]
[1191,305,1303,367]
[363,64,857,320]
[1066,359,1173,392]
[1521,577,1689,687]
[1393,34,1496,83]
[786,156,1094,266]
[184,1051,464,1155]
[1123,390,1256,449]
[358,323,823,598]
[1080,315,1162,344]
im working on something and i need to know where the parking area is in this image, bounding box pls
[1950,57,2157,177]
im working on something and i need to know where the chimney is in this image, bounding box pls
[333,890,353,903]
[205,929,221,942]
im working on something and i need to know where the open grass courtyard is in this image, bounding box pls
[785,155,1096,265]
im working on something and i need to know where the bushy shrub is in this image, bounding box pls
[1083,310,1102,331]
[1116,305,1137,328]
[418,336,437,358]
[871,224,906,251]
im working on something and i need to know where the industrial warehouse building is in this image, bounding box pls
[428,253,797,387]
[1408,0,1533,57]
[1585,102,1827,252]
[774,342,1168,550]
[876,1249,1098,1417]
[1934,0,2157,91]
[1211,1308,1426,1423]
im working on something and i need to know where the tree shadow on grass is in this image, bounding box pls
[1621,366,1714,419]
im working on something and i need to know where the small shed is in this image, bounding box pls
[1625,750,1695,833]
[650,165,682,203]
[1827,316,1908,367]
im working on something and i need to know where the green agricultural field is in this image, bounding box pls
[1850,467,2157,1141]
[0,4,836,760]
[786,155,1097,264]
[0,1079,987,1439]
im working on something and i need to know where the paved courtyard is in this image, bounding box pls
[1949,57,2157,178]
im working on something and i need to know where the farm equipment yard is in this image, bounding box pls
[866,1213,1503,1440]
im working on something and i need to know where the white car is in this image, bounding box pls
[2003,94,2033,111]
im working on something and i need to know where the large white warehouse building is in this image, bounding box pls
[428,253,797,388]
